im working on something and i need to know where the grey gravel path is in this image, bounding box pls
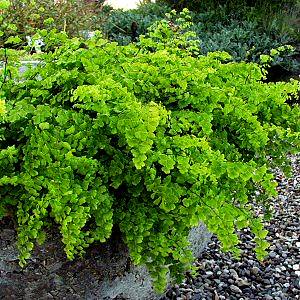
[162,155,300,300]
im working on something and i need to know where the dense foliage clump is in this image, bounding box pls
[99,1,171,45]
[0,99,5,114]
[0,0,103,48]
[0,10,300,292]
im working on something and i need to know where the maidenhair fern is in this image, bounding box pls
[0,9,299,292]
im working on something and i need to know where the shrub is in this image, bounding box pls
[0,95,5,114]
[158,0,300,42]
[158,0,298,12]
[192,20,299,72]
[1,10,300,292]
[0,0,102,48]
[99,2,171,45]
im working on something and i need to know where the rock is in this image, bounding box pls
[188,223,212,258]
[0,229,15,242]
[46,262,63,273]
[292,264,299,271]
[191,292,203,300]
[212,290,220,300]
[251,267,260,275]
[229,285,242,294]
[205,271,213,277]
[295,278,300,289]
[263,279,271,285]
[97,222,211,300]
[236,278,249,287]
[52,275,64,287]
[280,266,286,271]
[97,266,160,300]
[229,269,238,278]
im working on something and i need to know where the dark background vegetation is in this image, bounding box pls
[0,0,299,81]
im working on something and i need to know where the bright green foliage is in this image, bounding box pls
[1,12,300,292]
[0,99,4,114]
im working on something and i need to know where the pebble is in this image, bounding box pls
[251,267,260,275]
[229,285,242,294]
[236,278,249,287]
[293,264,299,271]
[205,271,213,277]
[229,269,238,278]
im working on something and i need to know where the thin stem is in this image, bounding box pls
[0,47,8,89]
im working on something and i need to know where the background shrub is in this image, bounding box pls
[192,20,298,72]
[100,1,299,73]
[0,0,104,48]
[157,0,299,12]
[158,0,300,40]
[99,2,171,45]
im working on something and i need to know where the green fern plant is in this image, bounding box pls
[0,10,299,292]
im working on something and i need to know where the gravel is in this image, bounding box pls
[162,154,300,300]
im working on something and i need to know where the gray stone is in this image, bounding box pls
[230,269,238,278]
[96,266,159,300]
[295,278,300,289]
[229,285,242,294]
[236,278,249,287]
[251,267,260,275]
[188,223,212,258]
[205,271,213,277]
[292,264,299,271]
[94,223,211,300]
[191,292,203,300]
